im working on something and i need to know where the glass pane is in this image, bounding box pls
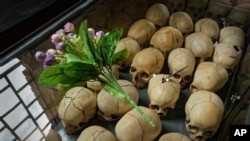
[7,65,27,90]
[4,104,28,128]
[26,129,43,141]
[28,101,43,118]
[0,121,3,129]
[0,88,19,116]
[15,118,36,140]
[0,78,8,90]
[19,85,36,106]
[0,58,19,74]
[0,128,15,141]
[37,114,49,130]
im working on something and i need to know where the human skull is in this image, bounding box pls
[114,37,141,70]
[168,48,196,88]
[115,106,162,141]
[158,132,191,141]
[185,32,214,64]
[57,87,97,134]
[86,65,119,92]
[185,0,209,21]
[169,11,194,36]
[185,90,224,141]
[226,2,250,29]
[194,18,220,41]
[150,26,183,57]
[148,74,181,117]
[97,79,139,121]
[219,26,245,49]
[145,3,170,27]
[45,129,62,141]
[77,125,116,141]
[213,42,242,74]
[130,47,165,88]
[190,62,229,93]
[127,19,156,47]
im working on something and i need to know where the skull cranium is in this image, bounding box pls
[190,62,228,93]
[148,74,181,117]
[130,47,165,88]
[57,87,97,134]
[185,90,224,141]
[77,125,116,141]
[168,48,196,88]
[115,106,162,141]
[97,79,139,121]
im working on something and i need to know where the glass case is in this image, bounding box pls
[0,0,250,141]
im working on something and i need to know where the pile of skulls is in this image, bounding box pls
[52,3,246,141]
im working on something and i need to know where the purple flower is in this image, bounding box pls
[88,28,95,36]
[43,55,55,68]
[51,33,62,44]
[66,33,74,39]
[55,42,64,50]
[96,31,105,37]
[56,29,64,34]
[64,22,74,32]
[35,51,45,61]
[46,49,57,56]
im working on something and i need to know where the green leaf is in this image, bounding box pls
[64,62,99,81]
[112,48,129,65]
[79,20,96,63]
[66,53,86,63]
[98,28,123,67]
[39,63,81,86]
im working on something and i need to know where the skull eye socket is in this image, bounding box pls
[110,114,119,120]
[205,131,214,137]
[173,73,181,79]
[130,66,137,73]
[141,72,149,79]
[150,104,159,110]
[189,125,199,133]
[183,75,192,81]
[79,121,86,127]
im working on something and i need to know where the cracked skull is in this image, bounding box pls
[194,18,220,42]
[150,26,183,57]
[185,32,214,64]
[115,106,162,141]
[185,90,224,141]
[219,26,245,49]
[77,125,116,141]
[114,37,141,70]
[97,79,139,121]
[130,47,165,88]
[168,48,196,88]
[190,61,228,93]
[127,19,156,47]
[145,3,170,27]
[169,11,194,36]
[159,132,191,141]
[213,42,242,74]
[148,74,180,117]
[57,87,97,134]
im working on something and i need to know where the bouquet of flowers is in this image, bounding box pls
[35,20,155,127]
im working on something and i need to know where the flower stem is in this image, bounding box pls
[99,69,156,128]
